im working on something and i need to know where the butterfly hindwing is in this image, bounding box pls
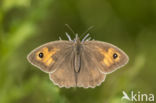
[49,48,76,88]
[76,47,106,88]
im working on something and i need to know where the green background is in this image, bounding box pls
[0,0,155,103]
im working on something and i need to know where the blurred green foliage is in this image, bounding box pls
[0,0,156,103]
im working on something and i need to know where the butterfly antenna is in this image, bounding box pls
[65,24,75,35]
[80,26,94,40]
[82,33,90,42]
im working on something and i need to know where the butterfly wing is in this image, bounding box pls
[49,47,76,88]
[27,39,129,88]
[76,47,106,88]
[82,40,129,74]
[27,40,73,73]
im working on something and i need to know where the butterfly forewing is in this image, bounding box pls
[27,41,73,73]
[83,41,129,74]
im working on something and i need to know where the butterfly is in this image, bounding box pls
[27,33,129,88]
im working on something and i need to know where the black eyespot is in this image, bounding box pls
[39,52,44,58]
[113,53,118,59]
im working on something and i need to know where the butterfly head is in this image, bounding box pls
[66,32,91,43]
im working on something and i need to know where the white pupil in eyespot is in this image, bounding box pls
[113,53,118,59]
[39,53,44,58]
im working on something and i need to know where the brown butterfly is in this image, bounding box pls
[27,33,129,88]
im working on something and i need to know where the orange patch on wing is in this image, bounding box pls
[96,47,120,67]
[36,47,60,66]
